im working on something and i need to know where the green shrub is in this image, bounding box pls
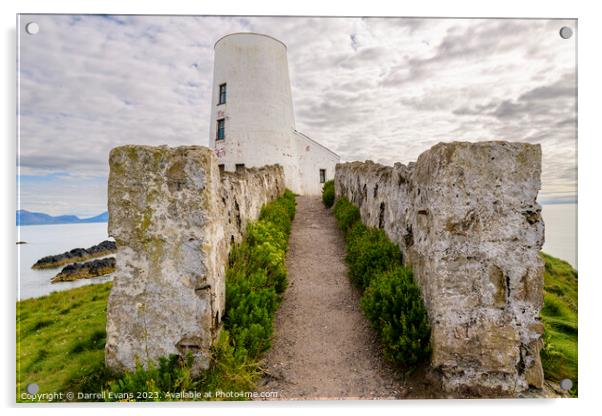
[199,330,259,397]
[17,190,296,402]
[360,267,431,369]
[247,242,288,294]
[346,227,402,290]
[279,189,297,218]
[240,223,289,295]
[322,180,335,208]
[259,204,292,235]
[108,354,199,401]
[225,269,278,358]
[333,198,361,234]
[106,190,297,401]
[247,220,288,251]
[331,197,431,371]
[345,220,367,243]
[261,190,296,225]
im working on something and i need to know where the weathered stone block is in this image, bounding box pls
[105,145,284,374]
[335,141,545,395]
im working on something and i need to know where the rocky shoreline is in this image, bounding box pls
[51,257,116,283]
[32,240,116,269]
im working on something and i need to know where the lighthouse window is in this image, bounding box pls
[216,119,225,140]
[218,83,227,105]
[319,169,326,184]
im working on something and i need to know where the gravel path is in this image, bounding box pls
[257,195,407,400]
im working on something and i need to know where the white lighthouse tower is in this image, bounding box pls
[209,32,339,195]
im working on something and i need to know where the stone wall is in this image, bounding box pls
[335,141,545,395]
[105,145,284,374]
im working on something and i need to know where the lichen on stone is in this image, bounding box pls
[105,145,285,376]
[335,140,545,395]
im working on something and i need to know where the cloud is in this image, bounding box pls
[451,73,575,121]
[18,15,577,214]
[449,70,576,202]
[18,173,108,217]
[519,73,576,101]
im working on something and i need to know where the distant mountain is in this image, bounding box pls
[16,210,109,226]
[79,211,109,223]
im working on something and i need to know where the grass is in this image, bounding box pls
[17,283,112,400]
[17,191,296,402]
[540,252,578,397]
[16,196,577,399]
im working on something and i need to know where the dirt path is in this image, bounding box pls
[257,196,406,400]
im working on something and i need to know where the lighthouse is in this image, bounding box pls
[209,32,340,195]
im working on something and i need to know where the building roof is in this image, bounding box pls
[293,130,340,159]
[214,32,287,50]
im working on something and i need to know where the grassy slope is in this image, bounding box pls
[16,252,578,399]
[540,253,578,395]
[17,192,296,402]
[17,283,111,398]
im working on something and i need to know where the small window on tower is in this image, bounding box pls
[216,119,225,141]
[218,83,227,105]
[319,169,326,184]
[235,163,245,172]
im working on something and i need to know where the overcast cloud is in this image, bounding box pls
[18,15,576,216]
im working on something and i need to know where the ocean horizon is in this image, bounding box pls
[541,202,577,269]
[16,202,577,300]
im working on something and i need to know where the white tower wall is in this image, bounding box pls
[210,33,301,192]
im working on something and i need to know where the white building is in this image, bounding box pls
[209,32,340,195]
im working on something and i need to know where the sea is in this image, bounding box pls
[17,222,113,300]
[16,203,577,300]
[541,202,577,269]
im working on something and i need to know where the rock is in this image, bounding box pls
[104,145,284,375]
[335,141,545,396]
[31,240,116,269]
[50,257,115,283]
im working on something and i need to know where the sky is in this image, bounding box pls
[17,15,577,217]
